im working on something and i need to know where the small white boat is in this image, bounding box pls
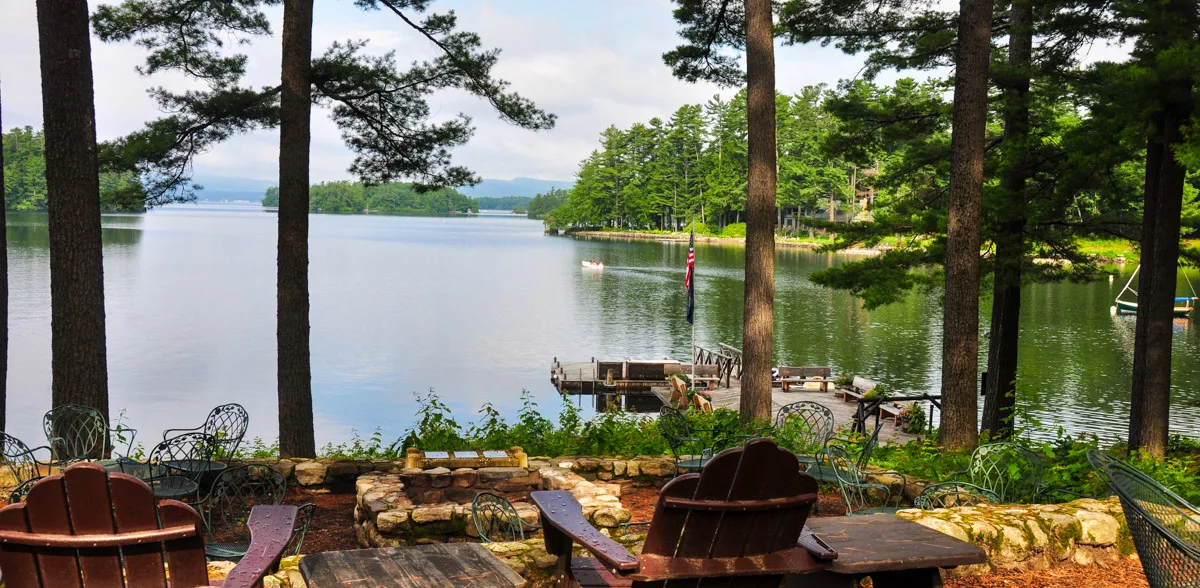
[581,261,604,270]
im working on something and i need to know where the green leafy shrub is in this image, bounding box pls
[720,222,746,238]
[683,220,714,236]
[834,375,854,387]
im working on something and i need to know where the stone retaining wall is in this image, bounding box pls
[353,465,632,546]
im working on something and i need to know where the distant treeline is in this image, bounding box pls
[473,196,531,211]
[3,126,147,212]
[526,188,567,219]
[262,181,475,215]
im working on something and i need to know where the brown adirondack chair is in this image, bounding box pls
[0,462,296,588]
[530,438,828,587]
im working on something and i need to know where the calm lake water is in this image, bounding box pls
[6,204,1200,448]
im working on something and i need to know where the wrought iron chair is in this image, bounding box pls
[471,491,540,542]
[822,444,907,515]
[770,401,835,468]
[43,404,137,463]
[1108,462,1200,588]
[197,464,316,560]
[164,403,250,463]
[806,421,884,484]
[0,432,56,501]
[947,442,1043,503]
[915,481,1001,510]
[142,432,217,502]
[1089,449,1198,510]
[658,407,745,476]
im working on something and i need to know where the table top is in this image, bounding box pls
[300,543,527,588]
[162,459,228,473]
[804,514,986,575]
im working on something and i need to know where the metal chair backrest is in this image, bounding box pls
[472,492,526,542]
[149,432,217,486]
[42,405,107,461]
[657,407,693,452]
[0,433,48,489]
[915,482,1000,510]
[639,438,817,584]
[204,465,287,545]
[823,444,875,513]
[773,401,835,455]
[1108,462,1200,588]
[203,404,250,459]
[961,442,1042,503]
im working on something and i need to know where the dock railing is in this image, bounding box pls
[854,394,941,436]
[693,344,739,387]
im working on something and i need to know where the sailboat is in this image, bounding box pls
[1113,265,1198,317]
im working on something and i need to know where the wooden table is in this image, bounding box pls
[790,514,986,588]
[301,543,527,588]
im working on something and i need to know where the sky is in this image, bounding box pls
[0,0,1127,184]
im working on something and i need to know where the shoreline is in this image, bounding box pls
[564,230,885,256]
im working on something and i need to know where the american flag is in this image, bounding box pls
[685,224,695,324]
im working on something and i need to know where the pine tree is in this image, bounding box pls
[36,0,110,426]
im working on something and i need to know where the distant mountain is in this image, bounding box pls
[185,175,574,203]
[190,175,277,202]
[458,177,573,199]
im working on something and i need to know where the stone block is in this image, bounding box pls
[327,461,359,479]
[376,510,411,534]
[294,461,327,486]
[274,459,296,479]
[479,467,526,483]
[1076,510,1119,546]
[636,458,672,477]
[411,504,457,524]
[597,472,613,481]
[613,461,627,477]
[626,461,640,477]
[444,487,479,504]
[430,468,453,488]
[494,481,537,493]
[452,469,478,487]
[412,489,445,504]
[404,473,432,488]
[592,508,632,528]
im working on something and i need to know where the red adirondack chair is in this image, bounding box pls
[531,437,829,587]
[0,462,296,587]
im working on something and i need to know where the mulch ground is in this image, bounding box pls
[287,483,1151,587]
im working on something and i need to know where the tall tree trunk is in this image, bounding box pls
[939,0,993,449]
[0,80,7,433]
[278,0,316,458]
[1130,106,1188,457]
[740,0,776,425]
[36,0,109,422]
[981,0,1032,439]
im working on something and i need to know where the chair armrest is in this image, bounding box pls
[162,426,201,440]
[223,505,298,588]
[530,491,639,573]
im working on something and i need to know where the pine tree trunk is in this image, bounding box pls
[981,0,1032,439]
[939,0,993,449]
[277,0,316,458]
[1130,107,1188,457]
[0,80,7,433]
[36,0,109,423]
[740,0,776,425]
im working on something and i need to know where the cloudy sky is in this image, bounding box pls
[0,1,1123,184]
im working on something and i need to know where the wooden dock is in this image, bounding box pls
[653,385,925,445]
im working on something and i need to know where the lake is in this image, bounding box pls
[7,204,1200,449]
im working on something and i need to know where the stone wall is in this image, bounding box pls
[354,464,632,546]
[897,497,1135,575]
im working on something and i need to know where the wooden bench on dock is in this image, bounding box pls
[775,366,835,392]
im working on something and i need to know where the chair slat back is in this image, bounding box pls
[773,402,834,454]
[0,462,208,588]
[641,438,817,584]
[963,442,1042,503]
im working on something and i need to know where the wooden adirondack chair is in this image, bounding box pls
[530,438,828,587]
[0,462,296,588]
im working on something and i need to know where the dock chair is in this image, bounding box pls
[471,492,540,543]
[1107,462,1200,588]
[531,438,828,587]
[0,462,296,588]
[197,464,316,560]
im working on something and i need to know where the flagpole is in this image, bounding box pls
[690,217,696,388]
